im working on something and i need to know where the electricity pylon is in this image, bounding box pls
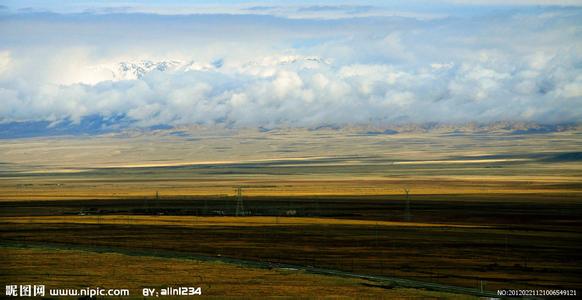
[235,186,245,216]
[404,188,411,221]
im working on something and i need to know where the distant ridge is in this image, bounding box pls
[1,118,580,139]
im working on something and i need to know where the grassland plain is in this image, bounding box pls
[1,126,581,298]
[1,127,581,200]
[2,247,478,299]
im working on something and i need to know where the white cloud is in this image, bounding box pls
[0,8,581,130]
[0,51,11,76]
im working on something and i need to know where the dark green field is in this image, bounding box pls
[2,193,581,293]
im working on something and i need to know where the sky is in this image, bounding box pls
[0,1,581,131]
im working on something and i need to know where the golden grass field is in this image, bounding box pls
[1,126,581,298]
[0,126,581,201]
[1,247,475,299]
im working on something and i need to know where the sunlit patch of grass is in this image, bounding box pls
[1,247,475,299]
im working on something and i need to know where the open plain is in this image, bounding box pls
[1,126,582,297]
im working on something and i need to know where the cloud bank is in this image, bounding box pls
[0,6,581,131]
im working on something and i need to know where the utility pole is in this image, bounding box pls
[143,195,149,214]
[235,186,244,216]
[156,191,160,212]
[404,188,411,221]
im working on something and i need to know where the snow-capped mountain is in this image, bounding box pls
[241,55,330,69]
[84,56,330,83]
[116,60,182,79]
[237,55,331,76]
[89,60,215,81]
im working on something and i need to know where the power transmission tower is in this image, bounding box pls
[143,194,149,214]
[235,186,245,216]
[155,191,160,214]
[404,188,411,221]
